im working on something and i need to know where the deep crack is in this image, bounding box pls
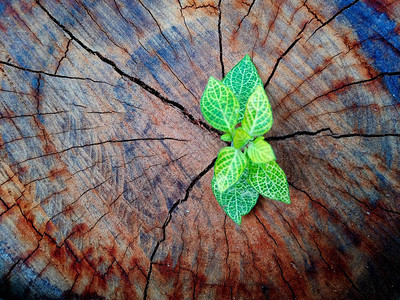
[143,157,216,299]
[218,0,225,78]
[266,127,400,141]
[13,137,189,166]
[264,20,310,88]
[54,39,72,75]
[235,0,256,33]
[308,0,360,41]
[0,60,115,85]
[35,0,220,136]
[285,71,400,119]
[274,253,295,299]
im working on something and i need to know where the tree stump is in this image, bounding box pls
[1,0,399,299]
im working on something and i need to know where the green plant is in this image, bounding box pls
[200,55,290,225]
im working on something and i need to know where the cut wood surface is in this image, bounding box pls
[1,0,399,299]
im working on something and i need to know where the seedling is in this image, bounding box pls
[200,55,290,225]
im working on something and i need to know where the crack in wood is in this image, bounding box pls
[235,0,256,33]
[0,125,101,148]
[0,60,115,86]
[0,110,70,120]
[54,39,72,75]
[304,1,323,25]
[276,51,343,108]
[266,128,332,141]
[143,157,216,300]
[154,52,197,99]
[138,0,173,48]
[267,127,400,141]
[307,0,360,41]
[271,202,306,253]
[3,258,22,280]
[285,71,400,119]
[79,0,132,58]
[337,264,366,298]
[218,0,225,78]
[264,20,310,88]
[113,0,139,32]
[181,3,218,10]
[303,228,331,268]
[254,213,278,246]
[177,0,193,42]
[273,253,295,299]
[35,0,220,136]
[12,137,188,166]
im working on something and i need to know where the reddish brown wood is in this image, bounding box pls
[0,0,399,299]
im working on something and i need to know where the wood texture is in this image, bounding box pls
[1,0,399,299]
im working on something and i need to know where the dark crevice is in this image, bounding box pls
[337,265,366,298]
[54,39,72,75]
[35,73,42,113]
[285,71,400,119]
[274,253,295,299]
[272,202,306,253]
[254,213,278,246]
[0,204,16,219]
[328,132,400,139]
[66,271,80,298]
[85,110,123,114]
[4,258,22,280]
[0,60,115,85]
[264,21,310,88]
[177,0,193,42]
[308,0,360,41]
[304,228,331,268]
[377,206,400,216]
[79,1,132,57]
[137,0,173,47]
[288,182,350,231]
[276,51,343,107]
[143,157,216,299]
[154,52,197,99]
[266,128,332,141]
[35,0,220,136]
[304,2,323,24]
[113,0,139,31]
[13,137,188,166]
[235,0,256,33]
[0,125,101,148]
[181,4,218,10]
[218,0,225,78]
[267,127,400,141]
[83,212,111,235]
[223,215,232,281]
[0,88,31,96]
[243,230,262,282]
[223,215,230,263]
[0,110,70,120]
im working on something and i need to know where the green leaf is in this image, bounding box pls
[212,169,259,225]
[247,137,276,163]
[214,147,247,193]
[242,85,273,136]
[233,127,251,149]
[200,76,239,134]
[222,54,263,121]
[221,133,233,142]
[248,161,290,204]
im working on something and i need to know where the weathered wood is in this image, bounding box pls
[0,0,399,299]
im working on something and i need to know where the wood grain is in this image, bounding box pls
[1,0,399,299]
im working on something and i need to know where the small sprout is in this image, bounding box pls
[221,133,233,142]
[200,55,291,225]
